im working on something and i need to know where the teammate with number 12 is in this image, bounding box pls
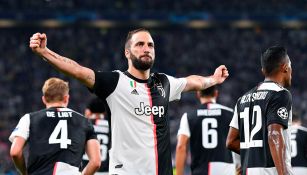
[9,78,101,175]
[176,86,236,175]
[226,46,293,175]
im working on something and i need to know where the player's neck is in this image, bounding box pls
[45,102,68,109]
[264,76,285,87]
[200,97,216,104]
[127,66,150,80]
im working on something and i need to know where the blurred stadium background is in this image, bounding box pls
[1,0,307,174]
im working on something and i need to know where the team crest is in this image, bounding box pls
[277,107,288,119]
[157,84,166,98]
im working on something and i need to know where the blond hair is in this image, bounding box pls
[42,77,69,103]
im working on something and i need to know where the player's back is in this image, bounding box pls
[236,81,292,175]
[291,125,307,175]
[82,117,110,174]
[186,102,235,175]
[27,107,95,175]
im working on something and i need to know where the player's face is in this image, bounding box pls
[128,31,155,71]
[283,57,292,88]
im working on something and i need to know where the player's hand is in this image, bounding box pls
[29,33,47,56]
[212,65,229,84]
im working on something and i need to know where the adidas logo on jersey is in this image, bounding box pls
[131,89,139,95]
[135,102,165,118]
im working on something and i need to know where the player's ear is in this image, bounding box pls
[281,63,288,73]
[42,96,47,106]
[63,95,69,106]
[125,48,130,59]
[214,90,219,98]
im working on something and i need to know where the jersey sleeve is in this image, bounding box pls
[86,119,97,141]
[229,104,239,129]
[266,90,292,129]
[166,75,187,102]
[90,71,120,100]
[177,113,191,138]
[9,114,30,142]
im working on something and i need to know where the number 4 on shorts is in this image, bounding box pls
[49,120,72,149]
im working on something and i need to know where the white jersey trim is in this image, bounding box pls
[257,82,285,92]
[209,103,234,112]
[53,162,80,175]
[229,105,238,129]
[9,114,30,142]
[177,113,190,138]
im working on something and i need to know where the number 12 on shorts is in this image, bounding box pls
[240,105,263,149]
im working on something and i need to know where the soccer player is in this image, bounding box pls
[9,78,101,175]
[29,28,229,175]
[291,112,307,175]
[82,97,110,175]
[226,46,293,175]
[176,86,236,175]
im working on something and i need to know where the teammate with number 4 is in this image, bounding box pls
[176,86,236,175]
[226,46,293,175]
[9,78,101,175]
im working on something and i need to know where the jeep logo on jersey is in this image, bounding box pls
[135,102,165,117]
[277,107,288,119]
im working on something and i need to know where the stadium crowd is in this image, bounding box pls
[0,27,307,174]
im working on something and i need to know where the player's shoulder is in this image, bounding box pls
[258,81,291,97]
[297,125,307,133]
[209,103,233,113]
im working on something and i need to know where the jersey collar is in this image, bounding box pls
[124,71,151,83]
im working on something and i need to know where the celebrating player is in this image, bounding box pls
[29,28,229,175]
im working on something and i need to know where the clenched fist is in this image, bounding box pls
[212,65,229,84]
[29,33,47,55]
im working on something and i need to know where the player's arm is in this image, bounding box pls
[10,136,27,175]
[183,65,229,92]
[226,127,240,154]
[176,135,189,175]
[268,123,289,175]
[82,139,101,175]
[29,33,95,88]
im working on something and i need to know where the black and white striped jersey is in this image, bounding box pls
[291,125,307,175]
[90,70,187,175]
[9,107,97,175]
[82,117,110,173]
[178,102,235,175]
[230,81,293,175]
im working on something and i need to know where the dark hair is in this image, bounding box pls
[125,28,150,49]
[87,98,106,113]
[200,86,217,97]
[292,111,301,122]
[261,46,288,75]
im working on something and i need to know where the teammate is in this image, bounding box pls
[291,112,307,175]
[29,28,229,175]
[82,97,110,175]
[9,78,101,175]
[226,46,293,175]
[176,86,236,175]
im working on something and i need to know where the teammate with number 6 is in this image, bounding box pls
[9,78,101,175]
[176,86,236,175]
[226,46,293,175]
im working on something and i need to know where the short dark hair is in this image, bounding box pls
[292,111,301,122]
[200,86,217,97]
[87,98,105,113]
[261,46,288,75]
[125,28,150,49]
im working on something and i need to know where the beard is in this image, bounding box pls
[130,53,154,71]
